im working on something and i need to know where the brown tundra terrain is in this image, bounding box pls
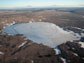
[0,8,84,63]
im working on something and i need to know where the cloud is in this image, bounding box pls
[53,4,84,7]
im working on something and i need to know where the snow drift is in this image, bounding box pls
[4,22,80,47]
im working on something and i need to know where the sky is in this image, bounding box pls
[0,0,84,9]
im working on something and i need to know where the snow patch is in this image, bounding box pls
[60,57,66,63]
[54,46,61,55]
[73,53,78,56]
[71,27,82,30]
[0,52,4,55]
[18,41,27,48]
[81,33,84,37]
[31,60,34,63]
[29,21,33,23]
[82,58,84,60]
[79,42,84,48]
[72,47,75,50]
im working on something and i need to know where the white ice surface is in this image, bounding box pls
[4,22,80,48]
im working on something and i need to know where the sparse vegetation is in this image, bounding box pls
[0,8,84,63]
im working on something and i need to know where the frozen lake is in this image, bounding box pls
[4,22,80,47]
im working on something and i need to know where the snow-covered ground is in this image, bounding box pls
[0,52,4,55]
[4,22,80,48]
[60,57,66,63]
[18,41,27,48]
[79,42,84,48]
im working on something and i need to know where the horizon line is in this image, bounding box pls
[0,6,84,9]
